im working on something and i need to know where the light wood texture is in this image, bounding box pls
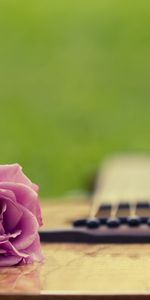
[1,199,150,299]
[93,155,150,212]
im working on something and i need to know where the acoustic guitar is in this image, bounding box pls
[1,155,150,299]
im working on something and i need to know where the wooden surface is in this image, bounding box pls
[92,155,150,214]
[1,199,150,299]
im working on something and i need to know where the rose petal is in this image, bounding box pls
[0,189,16,205]
[8,229,22,239]
[0,255,23,267]
[0,230,21,243]
[0,164,38,192]
[0,249,6,254]
[0,222,5,235]
[0,202,7,216]
[1,240,29,258]
[0,239,7,244]
[0,183,42,226]
[12,204,39,250]
[0,202,7,234]
[0,189,23,232]
[23,234,44,264]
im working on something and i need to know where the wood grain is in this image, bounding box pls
[0,199,150,299]
[93,155,150,208]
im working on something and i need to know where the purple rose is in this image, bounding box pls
[0,164,43,267]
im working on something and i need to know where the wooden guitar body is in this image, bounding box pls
[1,199,150,299]
[1,155,150,299]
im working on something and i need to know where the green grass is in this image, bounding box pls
[0,0,150,197]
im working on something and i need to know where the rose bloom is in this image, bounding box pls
[0,164,43,267]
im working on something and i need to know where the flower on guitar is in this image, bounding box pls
[0,164,43,266]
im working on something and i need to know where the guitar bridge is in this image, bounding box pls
[40,155,150,243]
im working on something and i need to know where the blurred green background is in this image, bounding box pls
[0,0,150,197]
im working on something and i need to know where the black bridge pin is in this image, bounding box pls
[73,219,87,227]
[106,204,121,228]
[86,217,100,229]
[127,203,141,226]
[147,218,150,226]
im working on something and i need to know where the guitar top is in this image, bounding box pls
[1,155,150,299]
[40,155,150,243]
